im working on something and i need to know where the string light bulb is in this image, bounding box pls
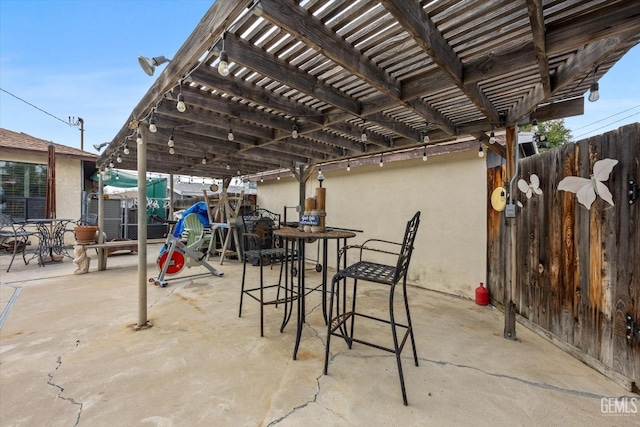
[149,112,157,133]
[169,147,175,155]
[167,133,174,147]
[478,144,485,158]
[136,130,143,145]
[176,92,186,112]
[202,156,207,165]
[347,160,351,171]
[218,34,229,76]
[116,152,122,163]
[109,157,114,168]
[379,154,384,167]
[218,50,229,76]
[531,119,539,133]
[489,130,497,144]
[422,126,429,144]
[227,128,234,141]
[588,82,599,102]
[123,143,129,155]
[176,80,186,112]
[423,146,428,162]
[292,122,299,139]
[226,164,230,170]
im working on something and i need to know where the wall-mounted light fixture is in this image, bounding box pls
[138,55,171,76]
[93,142,108,151]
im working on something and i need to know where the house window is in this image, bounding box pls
[0,160,47,221]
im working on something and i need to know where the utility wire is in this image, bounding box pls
[0,87,75,127]
[574,111,640,139]
[571,104,640,132]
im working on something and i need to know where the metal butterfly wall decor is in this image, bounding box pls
[516,174,543,208]
[557,158,618,210]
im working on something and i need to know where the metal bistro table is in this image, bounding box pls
[26,218,73,265]
[274,226,357,360]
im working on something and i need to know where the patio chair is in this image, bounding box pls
[181,212,213,265]
[323,211,421,406]
[0,213,39,272]
[238,208,295,337]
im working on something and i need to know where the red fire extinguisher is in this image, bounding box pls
[475,282,489,306]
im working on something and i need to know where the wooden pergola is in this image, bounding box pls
[94,0,640,328]
[98,0,640,178]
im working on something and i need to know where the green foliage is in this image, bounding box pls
[538,119,573,149]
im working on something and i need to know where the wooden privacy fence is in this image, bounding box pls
[487,123,639,391]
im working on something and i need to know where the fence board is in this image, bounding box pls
[487,123,639,391]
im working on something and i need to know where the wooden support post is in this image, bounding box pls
[504,126,517,340]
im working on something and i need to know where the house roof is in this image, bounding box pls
[0,128,98,162]
[97,0,640,180]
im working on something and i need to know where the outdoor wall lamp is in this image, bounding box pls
[138,55,171,76]
[93,142,108,151]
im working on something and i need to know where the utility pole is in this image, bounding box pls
[69,116,85,150]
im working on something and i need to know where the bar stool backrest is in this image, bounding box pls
[393,211,421,284]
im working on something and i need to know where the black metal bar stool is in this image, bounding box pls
[323,211,421,405]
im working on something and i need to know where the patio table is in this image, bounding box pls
[26,218,73,265]
[274,226,357,360]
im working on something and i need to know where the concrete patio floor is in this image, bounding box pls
[0,245,637,426]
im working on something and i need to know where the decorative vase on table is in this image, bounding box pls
[74,225,99,244]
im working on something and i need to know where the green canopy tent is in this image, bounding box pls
[92,170,168,220]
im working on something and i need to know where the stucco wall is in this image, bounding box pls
[255,149,487,299]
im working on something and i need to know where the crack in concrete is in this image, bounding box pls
[325,349,623,401]
[47,340,83,426]
[267,374,323,427]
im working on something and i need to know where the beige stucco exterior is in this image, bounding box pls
[255,148,487,299]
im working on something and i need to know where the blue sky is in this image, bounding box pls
[1,0,638,152]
